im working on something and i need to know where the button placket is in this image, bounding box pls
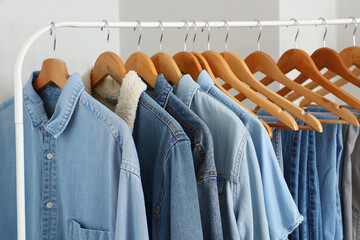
[41,131,58,240]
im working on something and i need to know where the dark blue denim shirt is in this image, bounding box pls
[151,74,223,240]
[81,70,203,240]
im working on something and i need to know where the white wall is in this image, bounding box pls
[0,0,120,102]
[0,1,359,107]
[118,0,280,109]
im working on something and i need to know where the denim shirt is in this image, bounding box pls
[197,71,303,240]
[0,72,149,240]
[81,70,203,240]
[174,74,270,240]
[151,74,223,240]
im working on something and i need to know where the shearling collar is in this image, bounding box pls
[81,68,147,132]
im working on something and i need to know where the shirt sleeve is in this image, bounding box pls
[167,139,204,240]
[235,138,270,240]
[114,134,149,240]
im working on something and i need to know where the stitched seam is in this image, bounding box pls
[166,105,207,164]
[139,97,185,140]
[0,97,14,113]
[120,162,141,179]
[79,95,123,146]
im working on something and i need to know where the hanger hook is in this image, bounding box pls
[183,21,190,51]
[318,17,327,47]
[254,19,262,51]
[345,16,357,46]
[192,20,197,52]
[290,18,299,48]
[223,20,230,51]
[101,19,110,51]
[158,20,164,51]
[134,20,142,52]
[50,21,56,57]
[203,20,211,50]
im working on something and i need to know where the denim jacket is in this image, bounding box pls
[150,74,223,240]
[197,71,304,240]
[0,72,149,240]
[174,74,270,240]
[82,70,203,240]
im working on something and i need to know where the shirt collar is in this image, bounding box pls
[81,68,146,133]
[153,74,173,108]
[196,70,214,92]
[23,71,84,138]
[173,74,198,107]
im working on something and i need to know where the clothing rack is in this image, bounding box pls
[14,18,360,240]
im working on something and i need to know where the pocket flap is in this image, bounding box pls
[68,219,111,240]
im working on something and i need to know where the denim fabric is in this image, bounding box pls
[174,74,270,240]
[0,72,149,239]
[151,74,223,240]
[307,108,344,240]
[259,108,322,240]
[257,115,284,172]
[197,71,303,240]
[82,73,203,240]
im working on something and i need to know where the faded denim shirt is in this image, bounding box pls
[81,70,203,240]
[197,71,303,240]
[151,74,223,240]
[0,72,149,240]
[174,74,270,240]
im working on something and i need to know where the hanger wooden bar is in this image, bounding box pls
[125,52,158,88]
[192,51,274,138]
[33,58,69,91]
[202,50,299,130]
[151,52,182,85]
[173,51,203,80]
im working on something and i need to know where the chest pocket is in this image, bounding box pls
[68,219,111,240]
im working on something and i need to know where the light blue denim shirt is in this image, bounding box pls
[151,74,223,240]
[174,74,270,240]
[197,71,303,240]
[81,70,203,240]
[0,72,149,240]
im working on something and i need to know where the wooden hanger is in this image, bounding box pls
[222,51,322,132]
[33,23,69,91]
[150,21,182,85]
[300,46,360,106]
[91,51,126,88]
[245,51,359,127]
[202,50,298,130]
[270,48,360,113]
[192,51,273,138]
[33,58,69,91]
[125,21,158,88]
[173,21,203,80]
[91,21,126,88]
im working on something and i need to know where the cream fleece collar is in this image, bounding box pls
[81,68,147,132]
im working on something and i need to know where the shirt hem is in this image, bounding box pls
[279,214,304,240]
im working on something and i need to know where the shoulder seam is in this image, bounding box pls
[0,97,14,113]
[139,96,187,140]
[78,94,123,146]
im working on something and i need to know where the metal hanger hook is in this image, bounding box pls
[101,19,110,51]
[318,17,327,47]
[254,19,262,51]
[223,20,230,51]
[345,16,358,46]
[290,18,299,48]
[134,20,142,52]
[192,20,197,52]
[183,21,190,51]
[203,20,211,50]
[158,21,164,51]
[50,21,56,57]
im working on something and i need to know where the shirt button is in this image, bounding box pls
[46,202,54,209]
[46,153,53,160]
